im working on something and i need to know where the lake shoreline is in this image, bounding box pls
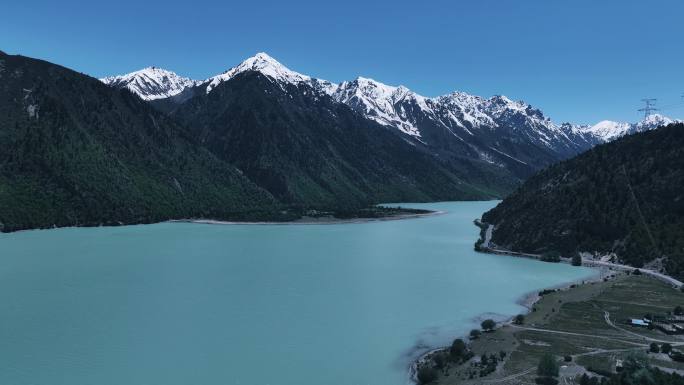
[408,269,604,383]
[173,209,446,226]
[410,214,684,383]
[408,228,606,383]
[1,208,444,235]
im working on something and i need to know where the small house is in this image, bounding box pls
[630,319,649,327]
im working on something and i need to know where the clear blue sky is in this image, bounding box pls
[2,0,683,124]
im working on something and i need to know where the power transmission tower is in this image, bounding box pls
[638,98,658,119]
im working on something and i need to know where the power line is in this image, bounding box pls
[638,98,658,119]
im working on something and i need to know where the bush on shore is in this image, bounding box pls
[450,338,467,359]
[571,253,582,266]
[416,366,438,384]
[481,319,496,332]
[541,252,561,263]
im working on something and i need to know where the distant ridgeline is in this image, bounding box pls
[482,123,684,278]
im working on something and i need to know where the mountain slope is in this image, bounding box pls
[0,52,278,232]
[173,70,516,207]
[481,123,684,277]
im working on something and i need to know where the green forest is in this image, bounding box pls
[483,123,684,277]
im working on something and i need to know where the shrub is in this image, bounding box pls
[481,319,496,331]
[450,338,467,359]
[662,343,672,354]
[474,238,484,251]
[633,269,642,275]
[564,355,572,362]
[416,366,438,384]
[432,352,447,369]
[469,329,482,339]
[537,354,559,377]
[650,342,660,353]
[513,314,525,325]
[571,253,582,266]
[541,252,561,263]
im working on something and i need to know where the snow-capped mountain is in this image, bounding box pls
[585,114,680,142]
[330,77,428,137]
[330,77,601,167]
[204,52,337,95]
[584,120,633,142]
[100,67,199,101]
[100,52,680,179]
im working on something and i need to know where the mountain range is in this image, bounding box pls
[102,52,680,180]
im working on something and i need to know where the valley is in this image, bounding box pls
[4,2,684,385]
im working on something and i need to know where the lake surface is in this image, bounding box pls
[0,201,594,385]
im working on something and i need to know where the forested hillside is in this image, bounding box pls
[482,123,684,277]
[0,52,515,232]
[0,51,278,232]
[173,71,515,208]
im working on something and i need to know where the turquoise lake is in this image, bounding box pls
[0,201,595,385]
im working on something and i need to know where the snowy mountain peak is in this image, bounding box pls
[584,114,680,142]
[635,113,675,130]
[100,67,198,101]
[343,77,420,102]
[205,52,313,93]
[585,120,633,141]
[332,77,430,137]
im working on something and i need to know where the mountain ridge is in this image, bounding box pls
[101,52,680,147]
[101,52,680,182]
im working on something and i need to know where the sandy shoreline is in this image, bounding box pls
[171,210,446,226]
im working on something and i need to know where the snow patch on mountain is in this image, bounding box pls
[100,67,199,101]
[331,77,429,137]
[584,120,632,141]
[584,114,680,142]
[204,52,337,94]
[634,114,678,132]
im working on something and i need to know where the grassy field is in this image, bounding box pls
[430,273,684,385]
